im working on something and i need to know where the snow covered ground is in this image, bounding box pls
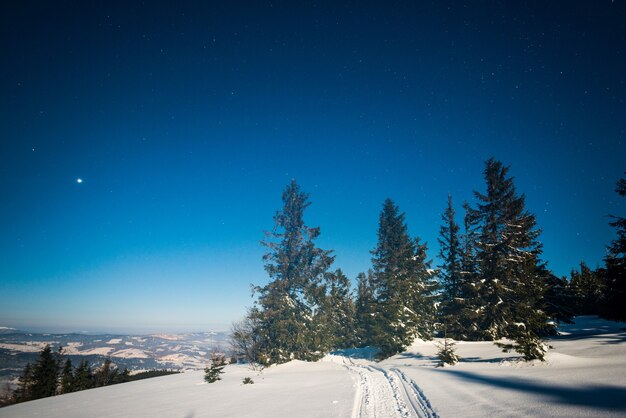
[2,316,625,417]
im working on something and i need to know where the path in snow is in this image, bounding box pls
[333,356,438,418]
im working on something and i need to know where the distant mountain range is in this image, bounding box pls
[0,329,230,392]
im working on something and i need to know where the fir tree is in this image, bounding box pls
[437,194,465,338]
[472,158,553,359]
[454,201,482,340]
[12,363,32,403]
[323,269,356,349]
[602,175,626,321]
[569,261,605,315]
[541,268,575,326]
[436,332,460,367]
[371,199,437,358]
[355,270,376,347]
[60,359,74,394]
[73,360,94,391]
[29,345,60,399]
[254,180,334,364]
[204,353,226,383]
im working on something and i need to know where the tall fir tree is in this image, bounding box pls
[323,269,356,349]
[454,201,482,340]
[371,199,437,358]
[602,175,626,321]
[472,158,553,359]
[437,194,465,338]
[355,270,376,347]
[29,345,60,399]
[254,180,334,364]
[60,358,74,394]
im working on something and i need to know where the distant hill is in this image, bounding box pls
[0,330,230,392]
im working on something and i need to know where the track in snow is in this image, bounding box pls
[340,356,438,418]
[390,368,437,418]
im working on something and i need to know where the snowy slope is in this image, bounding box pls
[0,361,354,418]
[2,316,625,417]
[378,316,626,417]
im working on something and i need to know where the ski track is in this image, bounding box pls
[340,356,438,418]
[390,368,438,418]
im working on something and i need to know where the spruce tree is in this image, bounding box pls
[254,180,334,364]
[204,353,226,383]
[437,194,464,338]
[371,199,437,358]
[355,270,376,347]
[569,261,605,315]
[602,175,626,321]
[455,201,482,340]
[60,359,74,394]
[472,159,553,359]
[12,363,32,403]
[29,345,60,399]
[542,268,574,326]
[73,360,94,391]
[323,269,356,349]
[436,335,459,367]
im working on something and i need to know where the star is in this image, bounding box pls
[76,178,83,184]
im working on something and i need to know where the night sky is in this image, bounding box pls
[1,1,625,333]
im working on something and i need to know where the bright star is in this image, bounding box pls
[76,178,83,184]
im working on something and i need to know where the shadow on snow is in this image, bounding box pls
[437,369,626,412]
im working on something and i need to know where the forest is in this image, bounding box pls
[231,158,626,365]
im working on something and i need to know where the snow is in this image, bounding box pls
[110,348,149,359]
[106,338,122,344]
[2,316,625,417]
[79,347,114,356]
[0,360,354,417]
[0,342,49,353]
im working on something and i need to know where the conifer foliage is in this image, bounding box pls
[370,199,437,358]
[323,269,356,350]
[9,346,137,405]
[436,337,459,367]
[254,180,335,364]
[437,194,468,339]
[471,158,553,359]
[232,160,580,364]
[569,262,605,315]
[355,270,376,347]
[204,353,227,383]
[29,345,61,399]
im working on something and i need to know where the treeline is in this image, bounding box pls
[3,345,179,406]
[231,159,625,364]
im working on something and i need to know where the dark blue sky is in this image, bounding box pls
[1,1,625,333]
